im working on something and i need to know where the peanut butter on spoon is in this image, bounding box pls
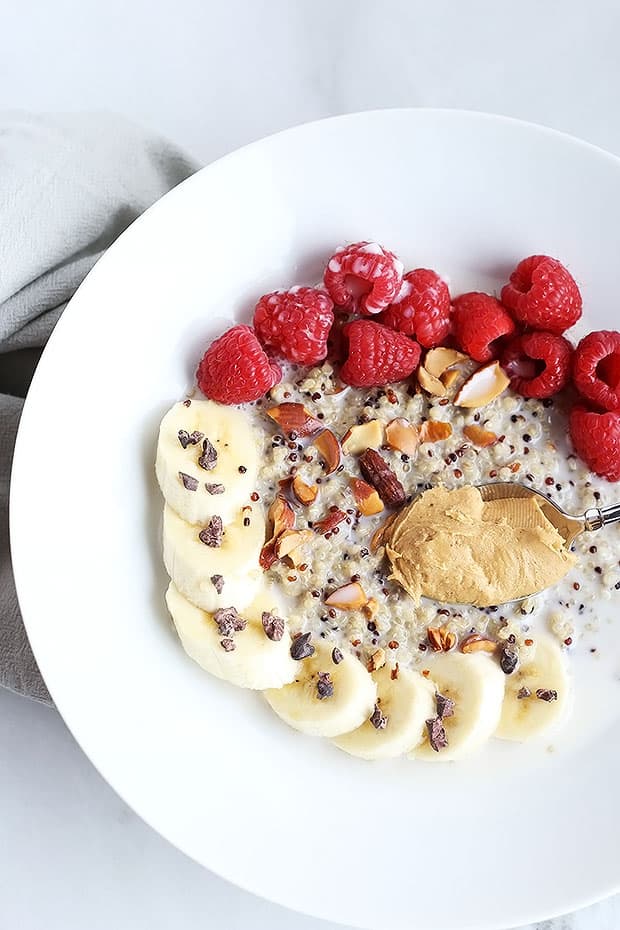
[383,485,575,608]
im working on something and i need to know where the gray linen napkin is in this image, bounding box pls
[0,112,198,703]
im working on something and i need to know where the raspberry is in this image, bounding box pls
[324,241,404,315]
[572,330,620,411]
[570,406,620,482]
[340,320,421,387]
[253,286,334,365]
[196,325,281,404]
[501,331,573,399]
[452,292,516,362]
[379,269,451,347]
[501,255,582,334]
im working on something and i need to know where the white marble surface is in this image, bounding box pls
[2,1,620,927]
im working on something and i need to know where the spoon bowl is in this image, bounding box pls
[477,481,620,548]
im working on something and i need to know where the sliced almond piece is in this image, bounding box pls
[350,478,384,516]
[266,403,322,436]
[291,475,318,505]
[385,417,419,456]
[267,496,295,538]
[441,369,461,389]
[362,597,379,619]
[427,627,444,652]
[325,581,368,610]
[259,538,279,570]
[427,626,456,653]
[463,424,498,447]
[341,419,384,455]
[261,496,297,570]
[417,365,447,397]
[460,634,498,654]
[367,647,386,672]
[314,508,347,535]
[454,361,510,409]
[314,429,341,475]
[424,347,469,378]
[418,420,453,443]
[275,528,314,559]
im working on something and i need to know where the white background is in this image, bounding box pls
[2,1,620,928]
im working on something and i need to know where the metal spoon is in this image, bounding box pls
[478,481,620,547]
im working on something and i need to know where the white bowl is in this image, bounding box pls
[10,109,620,930]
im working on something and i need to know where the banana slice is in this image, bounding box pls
[332,665,435,760]
[495,633,570,741]
[165,583,297,690]
[163,503,265,612]
[156,399,259,525]
[264,642,377,738]
[411,653,505,762]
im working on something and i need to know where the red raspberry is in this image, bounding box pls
[253,286,334,365]
[570,405,620,482]
[340,320,421,387]
[501,331,573,399]
[452,292,516,362]
[379,269,451,348]
[572,330,620,411]
[196,325,281,404]
[501,255,582,334]
[324,241,404,316]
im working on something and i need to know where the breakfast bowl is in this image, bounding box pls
[10,109,620,930]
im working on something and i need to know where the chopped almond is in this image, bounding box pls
[463,424,498,447]
[341,419,384,455]
[385,418,419,456]
[362,597,379,619]
[417,365,447,397]
[325,581,368,610]
[424,347,468,378]
[259,538,279,570]
[350,477,384,516]
[314,508,347,535]
[260,496,296,571]
[367,647,386,672]
[426,626,456,653]
[454,361,510,409]
[418,420,453,443]
[291,475,318,505]
[427,627,443,652]
[266,402,322,436]
[266,496,295,538]
[441,369,461,389]
[314,429,341,474]
[275,529,314,559]
[460,634,498,654]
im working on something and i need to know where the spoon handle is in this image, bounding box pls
[583,503,620,531]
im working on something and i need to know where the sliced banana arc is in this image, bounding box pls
[333,665,435,760]
[495,633,570,741]
[163,503,265,613]
[156,399,259,525]
[166,583,297,690]
[411,653,505,762]
[264,641,377,738]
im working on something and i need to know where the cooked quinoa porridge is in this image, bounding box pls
[255,360,620,673]
[156,242,620,761]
